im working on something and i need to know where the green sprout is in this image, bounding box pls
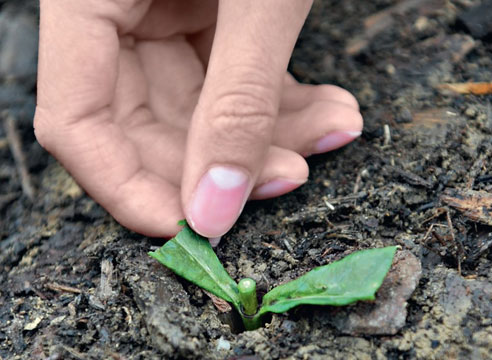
[149,221,396,331]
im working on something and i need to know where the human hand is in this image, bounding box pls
[34,0,362,239]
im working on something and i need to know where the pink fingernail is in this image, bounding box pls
[209,236,222,247]
[252,178,306,199]
[188,166,249,238]
[314,131,361,154]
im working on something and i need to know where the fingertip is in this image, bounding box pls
[250,177,307,200]
[185,166,251,238]
[251,146,309,199]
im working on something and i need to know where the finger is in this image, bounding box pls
[34,1,185,237]
[134,37,205,130]
[182,0,313,237]
[35,1,149,125]
[122,119,309,197]
[250,147,308,200]
[107,169,185,238]
[280,81,360,111]
[131,0,217,40]
[275,101,363,155]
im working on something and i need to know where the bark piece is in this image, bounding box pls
[441,188,492,225]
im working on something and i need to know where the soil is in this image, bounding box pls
[1,0,492,359]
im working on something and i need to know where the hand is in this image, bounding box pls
[34,0,362,238]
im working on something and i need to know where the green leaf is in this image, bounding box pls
[259,246,397,315]
[149,221,240,308]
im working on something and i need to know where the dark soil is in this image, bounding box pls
[1,0,492,359]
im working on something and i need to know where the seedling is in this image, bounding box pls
[149,221,396,331]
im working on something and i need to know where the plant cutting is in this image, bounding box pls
[149,221,397,331]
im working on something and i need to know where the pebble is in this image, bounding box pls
[397,108,413,123]
[385,64,396,76]
[464,106,477,118]
[414,16,430,31]
[216,336,231,351]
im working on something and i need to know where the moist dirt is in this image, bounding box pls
[1,0,492,359]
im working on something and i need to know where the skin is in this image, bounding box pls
[34,0,363,239]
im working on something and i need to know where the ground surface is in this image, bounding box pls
[1,0,492,359]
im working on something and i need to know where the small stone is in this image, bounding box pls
[414,16,430,31]
[385,64,396,76]
[396,108,413,123]
[464,107,477,118]
[216,336,231,351]
[280,320,296,333]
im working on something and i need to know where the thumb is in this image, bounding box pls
[182,0,313,237]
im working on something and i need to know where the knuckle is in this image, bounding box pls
[33,108,54,151]
[209,94,276,144]
[207,78,278,143]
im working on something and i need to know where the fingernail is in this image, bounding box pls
[252,178,306,199]
[313,130,361,154]
[188,166,249,238]
[209,236,222,247]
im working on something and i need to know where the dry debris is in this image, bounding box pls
[437,82,492,96]
[441,188,492,226]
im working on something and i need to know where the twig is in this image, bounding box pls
[353,170,363,194]
[45,282,82,294]
[420,207,447,226]
[3,113,35,201]
[282,238,294,254]
[383,124,391,146]
[61,345,87,360]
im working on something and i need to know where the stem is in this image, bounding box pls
[238,278,262,330]
[238,278,258,315]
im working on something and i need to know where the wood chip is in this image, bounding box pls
[203,290,232,313]
[98,259,115,301]
[441,188,492,225]
[390,166,433,188]
[437,82,492,96]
